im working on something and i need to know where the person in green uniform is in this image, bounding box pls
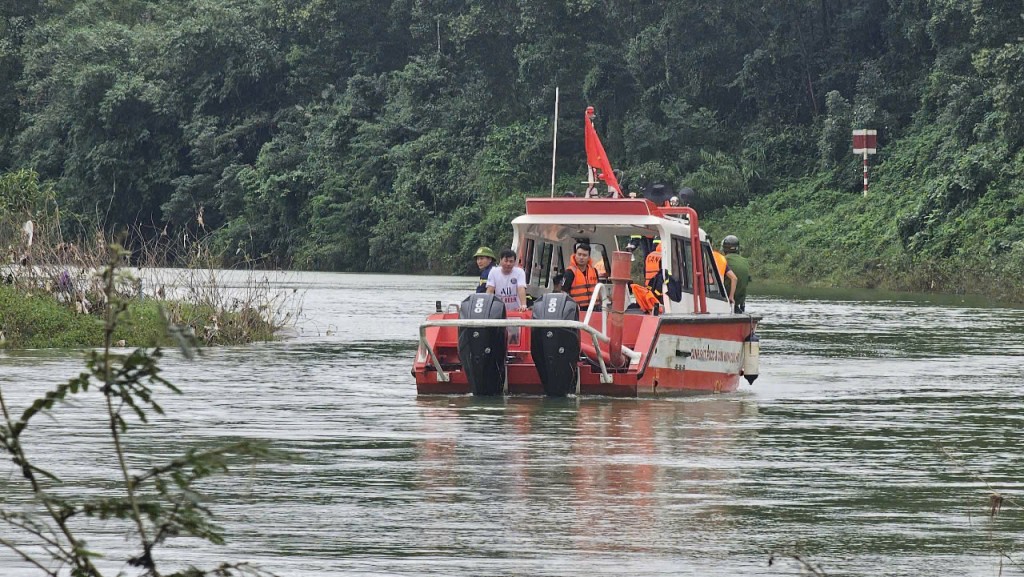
[473,246,497,293]
[721,235,751,313]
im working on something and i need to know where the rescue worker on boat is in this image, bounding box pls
[721,235,751,313]
[676,186,695,206]
[486,248,529,313]
[708,234,738,308]
[629,238,663,314]
[560,242,603,311]
[473,246,496,293]
[644,239,663,286]
[625,234,654,258]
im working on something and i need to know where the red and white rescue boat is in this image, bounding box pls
[412,108,760,397]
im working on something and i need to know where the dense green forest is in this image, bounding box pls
[2,1,1023,297]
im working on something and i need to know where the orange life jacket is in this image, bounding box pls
[567,264,599,308]
[713,250,728,279]
[631,283,660,314]
[644,244,662,284]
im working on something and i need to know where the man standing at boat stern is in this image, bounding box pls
[486,249,528,312]
[722,235,751,313]
[561,242,602,311]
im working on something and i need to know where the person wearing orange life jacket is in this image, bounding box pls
[561,243,602,310]
[636,239,665,314]
[644,239,662,285]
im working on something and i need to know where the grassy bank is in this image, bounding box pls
[0,284,165,348]
[0,283,278,349]
[705,128,1024,303]
[2,168,289,349]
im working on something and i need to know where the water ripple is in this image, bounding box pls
[2,275,1023,576]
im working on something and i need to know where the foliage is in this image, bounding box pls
[708,122,1024,301]
[1,1,1024,297]
[0,171,291,348]
[0,282,278,349]
[0,248,284,576]
[0,284,164,348]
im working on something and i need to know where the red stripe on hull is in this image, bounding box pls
[525,198,655,216]
[656,316,756,340]
[638,368,741,396]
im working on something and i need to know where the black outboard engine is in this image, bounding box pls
[530,293,581,397]
[457,293,508,396]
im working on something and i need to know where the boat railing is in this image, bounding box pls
[581,282,607,333]
[418,318,640,386]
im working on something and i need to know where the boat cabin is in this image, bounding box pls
[511,198,733,314]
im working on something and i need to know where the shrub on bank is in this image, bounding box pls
[0,283,280,349]
[706,172,1024,303]
[0,285,101,348]
[0,285,168,348]
[1,170,290,349]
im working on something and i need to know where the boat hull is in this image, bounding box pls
[413,312,758,397]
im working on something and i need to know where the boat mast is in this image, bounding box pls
[550,87,559,198]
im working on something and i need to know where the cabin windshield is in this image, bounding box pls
[518,222,649,295]
[701,243,727,300]
[516,219,704,307]
[667,237,728,303]
[585,242,609,277]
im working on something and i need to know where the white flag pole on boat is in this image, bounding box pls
[550,86,559,198]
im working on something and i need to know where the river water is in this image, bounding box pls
[2,272,1024,576]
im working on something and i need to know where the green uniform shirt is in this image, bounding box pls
[724,253,751,303]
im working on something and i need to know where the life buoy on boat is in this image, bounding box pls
[741,333,759,385]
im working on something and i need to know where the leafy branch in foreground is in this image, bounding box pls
[0,244,287,577]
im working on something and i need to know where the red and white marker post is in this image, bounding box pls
[852,129,878,196]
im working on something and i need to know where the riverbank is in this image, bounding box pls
[0,281,279,349]
[0,284,166,348]
[705,170,1024,304]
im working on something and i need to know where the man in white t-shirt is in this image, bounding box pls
[486,248,528,312]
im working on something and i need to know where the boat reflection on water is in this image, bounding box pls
[413,395,758,554]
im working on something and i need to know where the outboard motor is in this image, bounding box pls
[530,293,581,397]
[457,293,508,396]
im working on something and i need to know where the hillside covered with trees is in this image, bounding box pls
[2,1,1023,297]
